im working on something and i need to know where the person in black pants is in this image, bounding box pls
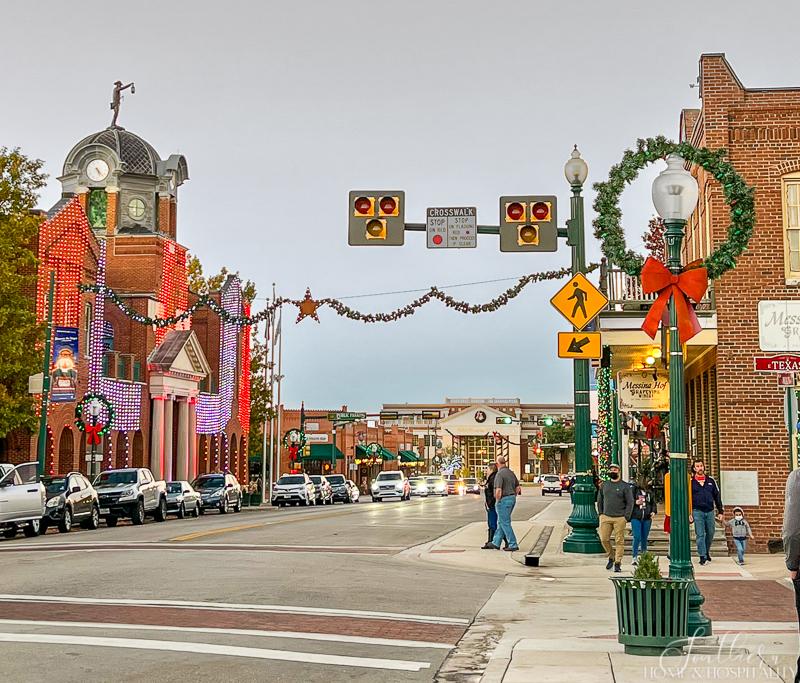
[783,468,800,683]
[481,466,507,550]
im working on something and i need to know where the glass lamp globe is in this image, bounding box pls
[651,154,699,221]
[564,145,589,186]
[88,399,102,417]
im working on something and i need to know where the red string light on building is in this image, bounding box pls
[155,240,188,344]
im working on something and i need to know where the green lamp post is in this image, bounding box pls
[652,154,712,636]
[563,146,604,554]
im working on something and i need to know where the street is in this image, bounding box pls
[0,494,547,682]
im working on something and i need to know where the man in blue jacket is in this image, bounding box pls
[690,459,724,566]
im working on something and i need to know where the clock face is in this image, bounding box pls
[86,159,110,182]
[128,197,145,220]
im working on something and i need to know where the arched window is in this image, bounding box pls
[783,171,800,282]
[58,427,75,475]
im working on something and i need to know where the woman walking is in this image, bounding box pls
[631,480,657,565]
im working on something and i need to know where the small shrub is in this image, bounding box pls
[633,552,662,580]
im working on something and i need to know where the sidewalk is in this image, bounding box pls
[419,499,798,682]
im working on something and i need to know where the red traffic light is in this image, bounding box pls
[531,201,550,221]
[354,196,374,215]
[379,196,397,214]
[506,202,525,221]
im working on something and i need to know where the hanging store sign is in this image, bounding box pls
[616,370,669,412]
[758,301,800,351]
[305,433,329,443]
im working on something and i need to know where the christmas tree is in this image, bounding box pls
[642,216,666,261]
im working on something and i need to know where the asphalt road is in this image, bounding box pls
[0,492,548,682]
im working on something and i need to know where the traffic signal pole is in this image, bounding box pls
[562,179,604,554]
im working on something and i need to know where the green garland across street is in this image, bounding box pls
[592,136,756,280]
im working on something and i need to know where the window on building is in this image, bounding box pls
[783,173,800,280]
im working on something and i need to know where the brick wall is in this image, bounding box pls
[684,54,800,549]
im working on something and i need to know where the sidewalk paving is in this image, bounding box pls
[419,498,798,682]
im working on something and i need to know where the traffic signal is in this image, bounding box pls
[543,417,554,427]
[499,195,557,252]
[421,410,441,420]
[323,462,331,473]
[303,445,311,456]
[496,416,513,425]
[348,190,405,246]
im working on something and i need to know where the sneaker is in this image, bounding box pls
[503,546,520,552]
[614,563,622,573]
[706,554,712,563]
[699,556,707,566]
[606,559,614,570]
[632,557,639,566]
[738,560,745,566]
[481,543,499,550]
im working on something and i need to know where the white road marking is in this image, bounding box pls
[0,594,470,626]
[0,619,454,649]
[0,632,430,671]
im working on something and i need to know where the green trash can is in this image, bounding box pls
[610,577,691,656]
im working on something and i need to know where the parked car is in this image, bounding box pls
[94,468,168,526]
[192,473,243,514]
[541,474,563,496]
[309,475,334,505]
[462,477,480,495]
[42,472,100,533]
[326,474,354,503]
[271,473,315,506]
[408,476,429,497]
[425,476,448,497]
[370,471,410,502]
[446,477,465,495]
[0,462,45,539]
[166,481,201,518]
[346,479,360,503]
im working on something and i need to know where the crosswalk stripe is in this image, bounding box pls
[0,619,454,649]
[0,632,430,671]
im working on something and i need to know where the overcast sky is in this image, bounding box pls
[3,1,797,411]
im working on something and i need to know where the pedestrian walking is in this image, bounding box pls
[782,468,800,683]
[481,465,507,550]
[597,463,633,573]
[690,459,724,565]
[631,480,657,565]
[725,506,753,565]
[483,456,521,552]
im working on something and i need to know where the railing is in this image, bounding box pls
[600,258,714,313]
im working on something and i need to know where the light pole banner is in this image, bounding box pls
[616,370,669,412]
[51,327,80,403]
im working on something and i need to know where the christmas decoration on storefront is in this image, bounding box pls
[74,393,115,440]
[81,263,599,328]
[595,365,613,480]
[641,413,661,440]
[283,429,306,462]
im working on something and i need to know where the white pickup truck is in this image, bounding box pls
[93,467,168,526]
[0,462,46,539]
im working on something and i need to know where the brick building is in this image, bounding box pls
[599,53,800,550]
[1,119,251,483]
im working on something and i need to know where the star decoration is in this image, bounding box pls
[296,288,321,323]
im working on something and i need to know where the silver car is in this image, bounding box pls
[166,481,201,518]
[0,462,45,539]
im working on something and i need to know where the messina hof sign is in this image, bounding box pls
[758,300,800,351]
[616,370,669,412]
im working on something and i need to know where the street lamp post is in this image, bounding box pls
[563,146,604,554]
[652,154,711,636]
[88,398,102,477]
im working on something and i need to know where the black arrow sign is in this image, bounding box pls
[567,336,591,354]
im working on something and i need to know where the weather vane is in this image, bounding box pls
[110,80,135,128]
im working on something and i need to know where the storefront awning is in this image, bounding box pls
[303,443,345,461]
[355,444,396,463]
[398,450,424,465]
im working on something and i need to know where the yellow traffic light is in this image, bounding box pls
[517,225,539,246]
[365,218,387,240]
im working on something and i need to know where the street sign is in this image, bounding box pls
[778,372,797,387]
[550,273,608,330]
[754,354,800,372]
[426,207,477,249]
[379,411,399,421]
[557,331,602,359]
[421,409,441,419]
[327,411,367,422]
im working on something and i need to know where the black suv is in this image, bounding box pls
[326,474,353,504]
[42,472,100,533]
[192,473,243,514]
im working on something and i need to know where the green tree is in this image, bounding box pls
[187,255,256,301]
[542,423,575,474]
[0,148,46,437]
[248,333,274,460]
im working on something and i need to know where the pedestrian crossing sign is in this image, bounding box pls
[550,273,608,330]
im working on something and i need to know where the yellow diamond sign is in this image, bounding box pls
[550,273,608,330]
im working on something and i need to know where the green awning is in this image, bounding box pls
[398,450,424,464]
[355,445,396,462]
[303,443,345,461]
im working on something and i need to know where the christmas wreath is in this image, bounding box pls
[74,393,115,444]
[593,136,755,280]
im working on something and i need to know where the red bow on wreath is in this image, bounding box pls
[641,414,661,440]
[85,423,104,446]
[288,444,299,461]
[640,257,708,345]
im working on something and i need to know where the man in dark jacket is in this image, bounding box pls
[481,466,507,549]
[783,469,800,683]
[597,463,634,572]
[690,459,724,565]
